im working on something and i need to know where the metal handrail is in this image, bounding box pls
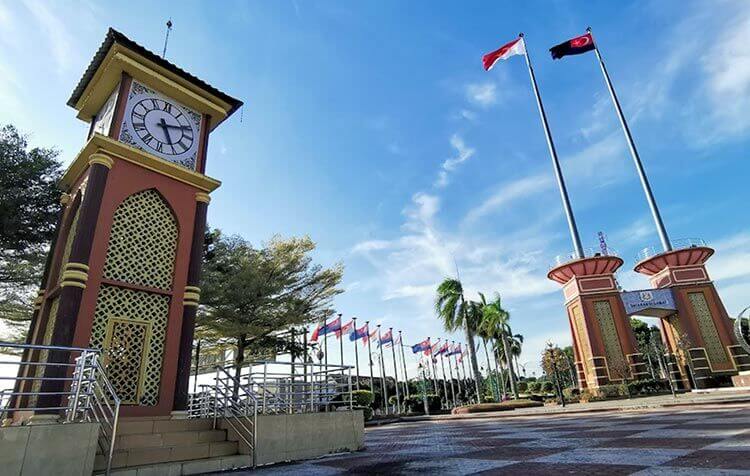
[0,342,120,476]
[636,238,707,262]
[550,247,620,268]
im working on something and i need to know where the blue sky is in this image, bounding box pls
[1,0,749,377]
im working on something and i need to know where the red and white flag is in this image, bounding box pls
[482,37,525,71]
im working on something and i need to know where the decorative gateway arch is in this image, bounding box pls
[548,243,750,393]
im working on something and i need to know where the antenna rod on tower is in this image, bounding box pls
[162,19,173,58]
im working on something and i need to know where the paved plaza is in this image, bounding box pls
[230,403,750,475]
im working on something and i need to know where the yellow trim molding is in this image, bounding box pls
[60,280,87,290]
[185,285,201,293]
[89,153,114,169]
[195,192,211,204]
[61,270,89,283]
[60,134,221,193]
[65,262,90,272]
[73,46,232,131]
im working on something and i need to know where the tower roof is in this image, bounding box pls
[68,28,243,125]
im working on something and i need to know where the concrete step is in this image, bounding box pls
[100,454,252,475]
[115,429,228,450]
[116,417,213,436]
[95,441,239,470]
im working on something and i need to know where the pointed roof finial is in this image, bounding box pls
[162,19,173,58]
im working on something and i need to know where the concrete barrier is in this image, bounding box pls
[0,422,99,476]
[223,410,364,466]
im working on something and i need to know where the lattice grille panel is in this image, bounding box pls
[104,319,150,404]
[570,304,594,386]
[688,292,729,367]
[593,300,628,379]
[90,285,169,406]
[102,189,178,290]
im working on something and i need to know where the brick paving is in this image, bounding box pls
[227,403,750,475]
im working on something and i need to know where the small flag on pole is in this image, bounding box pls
[550,32,595,59]
[337,319,354,338]
[310,316,341,342]
[379,329,393,347]
[350,323,369,342]
[411,339,430,354]
[482,37,526,71]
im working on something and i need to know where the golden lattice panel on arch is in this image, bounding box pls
[688,292,729,366]
[102,189,178,290]
[593,300,628,378]
[103,319,150,404]
[90,285,169,406]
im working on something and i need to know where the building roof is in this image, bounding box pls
[67,27,243,118]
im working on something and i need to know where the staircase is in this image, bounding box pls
[95,416,252,475]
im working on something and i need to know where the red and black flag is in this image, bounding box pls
[550,32,595,59]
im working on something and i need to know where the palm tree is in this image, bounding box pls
[478,294,519,399]
[435,278,483,402]
[510,333,524,378]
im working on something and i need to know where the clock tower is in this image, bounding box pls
[19,28,242,418]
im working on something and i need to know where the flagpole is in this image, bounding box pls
[366,320,374,389]
[353,317,360,390]
[399,331,410,398]
[324,319,328,369]
[520,33,584,259]
[377,325,389,412]
[389,327,401,413]
[428,338,439,394]
[460,348,470,396]
[439,352,449,409]
[452,341,464,401]
[446,349,457,407]
[338,313,344,367]
[587,27,671,252]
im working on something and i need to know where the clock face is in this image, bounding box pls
[119,81,202,169]
[130,97,195,156]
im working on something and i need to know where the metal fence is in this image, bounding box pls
[0,342,120,475]
[636,238,707,262]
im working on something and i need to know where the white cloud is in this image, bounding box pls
[22,0,76,74]
[433,134,475,188]
[465,81,497,107]
[464,173,552,224]
[696,11,750,144]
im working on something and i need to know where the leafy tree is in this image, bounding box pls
[478,293,519,399]
[631,318,660,378]
[434,278,483,401]
[0,125,62,341]
[197,231,344,380]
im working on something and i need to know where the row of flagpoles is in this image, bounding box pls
[309,315,474,410]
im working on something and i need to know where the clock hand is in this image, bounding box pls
[158,118,174,145]
[163,124,192,130]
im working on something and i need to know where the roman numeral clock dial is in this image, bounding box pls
[120,84,201,169]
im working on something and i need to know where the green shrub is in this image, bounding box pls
[627,379,670,395]
[352,389,374,407]
[452,399,543,414]
[482,395,495,403]
[355,406,373,421]
[562,387,580,402]
[517,381,528,393]
[404,394,441,413]
[541,381,554,393]
[597,384,627,398]
[527,381,542,393]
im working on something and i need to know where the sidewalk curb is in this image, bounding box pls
[367,394,750,427]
